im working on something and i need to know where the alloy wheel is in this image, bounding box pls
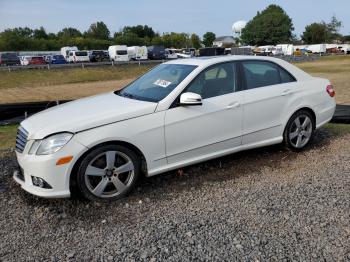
[288,114,313,148]
[84,151,135,198]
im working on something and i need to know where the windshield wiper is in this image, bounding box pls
[117,91,138,100]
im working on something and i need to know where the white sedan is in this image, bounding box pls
[14,56,336,201]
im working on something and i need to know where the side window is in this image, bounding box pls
[280,68,296,83]
[186,62,236,99]
[242,61,281,89]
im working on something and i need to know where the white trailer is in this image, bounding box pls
[276,44,294,56]
[307,44,326,54]
[108,45,129,62]
[60,46,78,61]
[127,46,148,60]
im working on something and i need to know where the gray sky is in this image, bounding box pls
[0,0,349,38]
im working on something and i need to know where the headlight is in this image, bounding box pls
[29,133,73,155]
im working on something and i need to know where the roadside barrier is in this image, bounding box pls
[0,59,163,72]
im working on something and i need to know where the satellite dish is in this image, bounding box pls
[232,20,247,34]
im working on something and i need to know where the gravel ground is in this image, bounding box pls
[0,129,349,261]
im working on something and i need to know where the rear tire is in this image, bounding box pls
[283,110,315,151]
[77,144,141,201]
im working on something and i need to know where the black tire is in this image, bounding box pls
[283,110,315,151]
[77,144,141,201]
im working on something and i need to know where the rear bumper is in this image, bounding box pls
[315,99,336,129]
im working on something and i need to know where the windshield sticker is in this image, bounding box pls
[153,79,172,88]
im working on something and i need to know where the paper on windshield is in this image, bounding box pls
[153,79,172,88]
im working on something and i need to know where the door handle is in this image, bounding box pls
[281,89,292,96]
[227,102,241,109]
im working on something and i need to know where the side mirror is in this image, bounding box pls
[179,92,202,106]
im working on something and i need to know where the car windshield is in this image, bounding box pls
[116,64,197,102]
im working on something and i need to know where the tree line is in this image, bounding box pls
[0,22,216,51]
[0,4,348,51]
[240,5,348,46]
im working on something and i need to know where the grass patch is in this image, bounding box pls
[296,57,350,74]
[0,64,154,90]
[0,125,17,151]
[322,123,350,136]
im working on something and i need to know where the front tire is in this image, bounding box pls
[77,145,141,201]
[283,110,315,151]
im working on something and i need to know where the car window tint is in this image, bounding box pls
[242,61,281,89]
[280,68,296,83]
[186,62,236,99]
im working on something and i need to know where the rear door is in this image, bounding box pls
[165,62,243,164]
[239,60,297,145]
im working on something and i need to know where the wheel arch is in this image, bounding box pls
[69,140,147,194]
[283,107,316,133]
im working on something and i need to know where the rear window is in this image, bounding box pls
[1,53,18,59]
[75,51,87,56]
[53,55,64,59]
[117,50,127,55]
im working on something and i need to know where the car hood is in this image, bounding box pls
[21,92,158,139]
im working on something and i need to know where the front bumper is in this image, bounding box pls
[13,137,88,198]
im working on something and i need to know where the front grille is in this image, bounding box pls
[16,126,28,153]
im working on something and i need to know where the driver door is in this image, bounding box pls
[164,62,243,164]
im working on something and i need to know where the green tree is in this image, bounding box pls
[342,35,350,42]
[12,27,33,38]
[202,32,216,47]
[33,26,48,39]
[326,15,342,42]
[191,33,201,49]
[241,4,294,45]
[151,36,164,46]
[122,25,156,39]
[57,27,82,38]
[115,32,146,46]
[301,23,327,44]
[301,16,343,44]
[85,21,110,40]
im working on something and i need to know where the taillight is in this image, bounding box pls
[326,85,335,97]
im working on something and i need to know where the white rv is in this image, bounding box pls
[67,50,90,63]
[307,44,326,54]
[127,46,148,60]
[276,44,294,56]
[108,45,129,62]
[60,46,78,61]
[271,46,283,56]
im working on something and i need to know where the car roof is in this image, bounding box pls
[164,55,288,67]
[164,55,313,81]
